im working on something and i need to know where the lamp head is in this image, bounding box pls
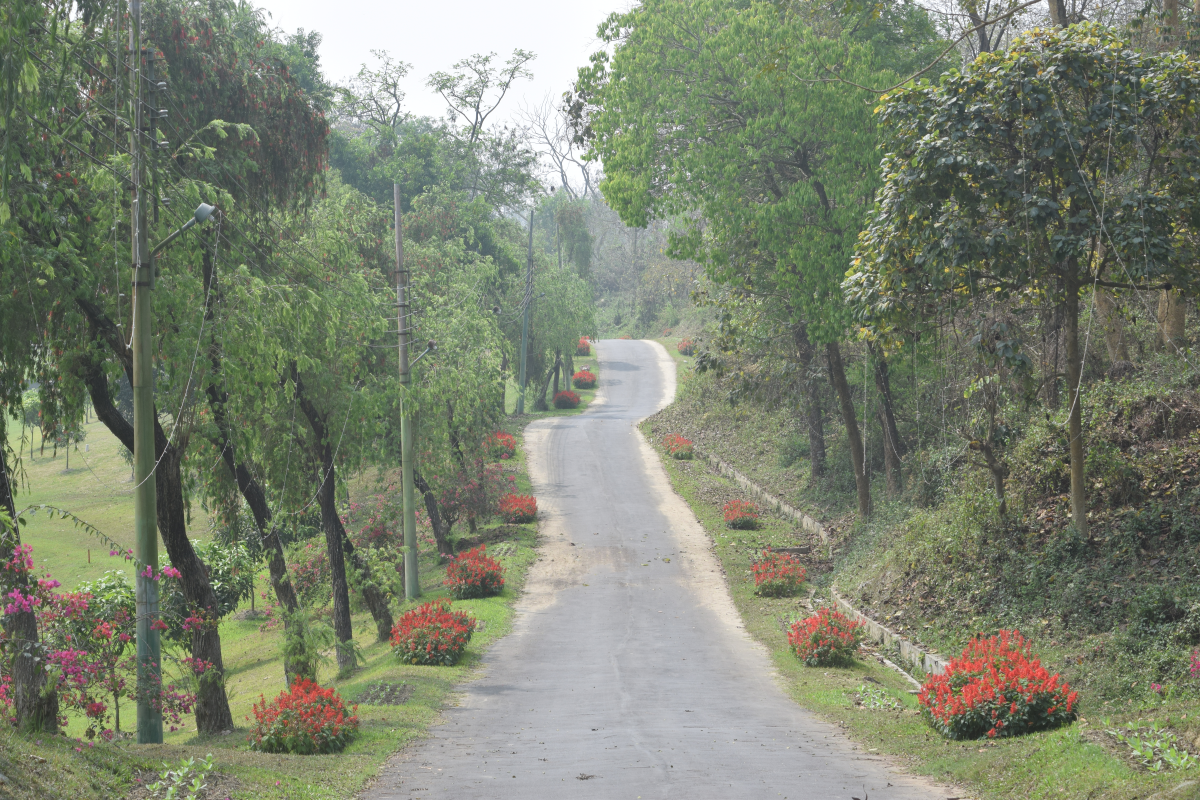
[193,203,217,224]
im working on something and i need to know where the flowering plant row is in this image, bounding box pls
[486,431,517,460]
[499,493,538,523]
[444,546,506,599]
[788,607,865,666]
[389,599,475,666]
[577,337,592,356]
[677,338,695,356]
[554,390,581,409]
[248,677,359,754]
[572,370,597,390]
[751,550,807,597]
[723,499,759,530]
[662,433,694,460]
[918,630,1077,740]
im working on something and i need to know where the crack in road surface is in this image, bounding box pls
[363,339,956,799]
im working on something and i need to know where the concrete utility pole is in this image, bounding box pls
[129,0,163,746]
[516,206,534,414]
[395,184,420,599]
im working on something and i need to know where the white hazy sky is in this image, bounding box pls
[252,0,632,123]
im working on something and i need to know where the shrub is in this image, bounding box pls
[486,431,516,460]
[788,607,865,666]
[677,338,695,356]
[918,630,1078,740]
[752,550,807,597]
[554,390,581,409]
[572,370,597,390]
[389,599,475,666]
[499,493,537,523]
[249,677,359,754]
[444,546,505,599]
[723,499,759,529]
[662,433,694,460]
[288,541,331,607]
[577,337,591,356]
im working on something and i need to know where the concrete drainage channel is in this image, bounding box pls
[694,447,948,685]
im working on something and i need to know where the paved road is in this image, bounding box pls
[365,339,951,800]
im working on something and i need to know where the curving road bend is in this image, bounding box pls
[365,339,951,800]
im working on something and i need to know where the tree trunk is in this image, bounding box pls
[552,348,561,397]
[870,345,904,496]
[535,353,560,411]
[340,534,394,642]
[969,439,1009,517]
[1064,275,1089,539]
[1047,0,1069,26]
[1157,290,1186,353]
[791,324,826,478]
[827,342,872,518]
[414,472,453,557]
[1,433,59,734]
[73,312,234,734]
[1094,288,1130,364]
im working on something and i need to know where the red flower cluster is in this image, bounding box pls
[677,338,695,356]
[444,546,506,599]
[662,433,694,460]
[389,599,475,666]
[499,493,538,523]
[723,500,759,530]
[918,630,1078,740]
[752,550,807,597]
[554,390,581,409]
[572,370,597,390]
[577,337,592,356]
[248,677,359,754]
[486,431,517,460]
[788,607,865,666]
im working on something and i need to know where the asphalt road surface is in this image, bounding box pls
[365,339,953,800]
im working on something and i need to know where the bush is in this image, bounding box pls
[499,493,537,523]
[918,630,1078,740]
[486,431,516,460]
[554,390,581,409]
[752,550,807,597]
[662,433,694,460]
[723,499,759,529]
[788,607,865,666]
[249,677,359,754]
[288,541,331,607]
[677,338,695,356]
[389,599,475,666]
[444,546,505,599]
[572,370,597,390]
[577,337,591,356]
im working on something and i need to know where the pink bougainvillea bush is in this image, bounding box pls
[918,630,1077,740]
[248,678,359,754]
[572,370,597,390]
[787,607,865,667]
[723,500,759,530]
[444,546,505,599]
[577,337,592,356]
[389,600,475,666]
[751,550,807,597]
[554,390,581,409]
[662,433,694,460]
[499,493,538,523]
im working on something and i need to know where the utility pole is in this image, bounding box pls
[395,184,420,599]
[516,206,533,414]
[129,0,163,745]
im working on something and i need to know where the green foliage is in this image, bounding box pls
[145,753,215,800]
[159,541,255,640]
[1105,720,1199,771]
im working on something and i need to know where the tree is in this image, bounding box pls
[847,24,1200,538]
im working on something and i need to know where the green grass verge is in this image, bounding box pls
[642,422,1192,800]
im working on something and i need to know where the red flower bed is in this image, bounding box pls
[486,431,517,460]
[677,338,695,356]
[577,337,592,356]
[662,433,694,460]
[787,607,865,666]
[554,390,581,409]
[723,499,759,530]
[751,550,807,597]
[389,599,475,666]
[249,677,359,754]
[444,546,505,599]
[499,493,537,523]
[918,630,1078,740]
[572,370,597,390]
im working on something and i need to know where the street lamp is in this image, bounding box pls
[133,201,216,744]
